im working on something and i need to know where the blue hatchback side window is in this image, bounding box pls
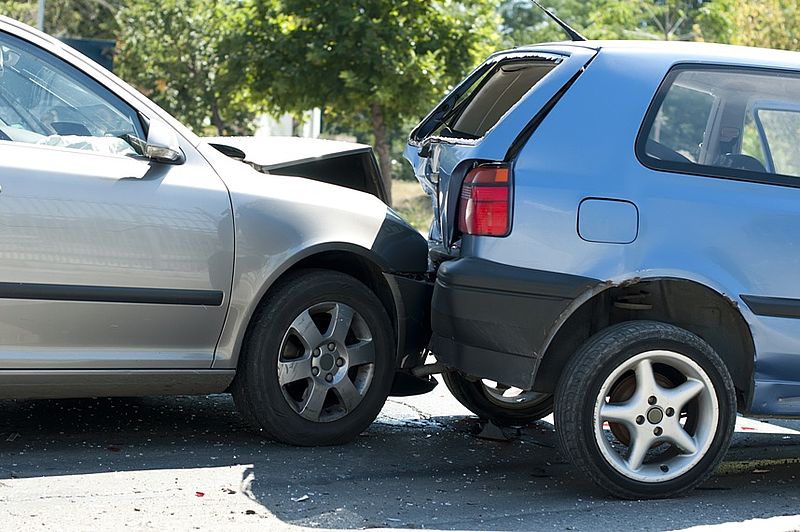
[648,84,715,163]
[637,65,800,186]
[756,108,800,177]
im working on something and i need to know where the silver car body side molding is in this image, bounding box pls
[0,370,235,399]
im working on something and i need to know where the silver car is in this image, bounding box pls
[0,17,432,446]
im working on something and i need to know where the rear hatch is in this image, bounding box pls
[405,45,596,259]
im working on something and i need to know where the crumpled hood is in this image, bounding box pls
[204,136,372,171]
[203,136,388,203]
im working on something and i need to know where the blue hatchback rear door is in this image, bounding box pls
[405,44,597,251]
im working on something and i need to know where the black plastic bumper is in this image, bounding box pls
[385,272,437,396]
[368,211,437,396]
[430,258,599,390]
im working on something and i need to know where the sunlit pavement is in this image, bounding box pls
[0,378,798,531]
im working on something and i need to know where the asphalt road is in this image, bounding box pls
[0,379,799,531]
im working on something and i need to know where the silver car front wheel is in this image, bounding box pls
[233,269,394,446]
[278,301,376,423]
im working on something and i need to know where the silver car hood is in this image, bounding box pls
[204,136,388,202]
[205,136,372,171]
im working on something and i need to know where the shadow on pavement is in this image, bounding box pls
[0,395,799,531]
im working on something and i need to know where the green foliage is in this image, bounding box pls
[587,0,706,40]
[698,0,800,50]
[693,0,735,43]
[115,0,261,135]
[242,0,499,130]
[235,0,502,196]
[0,0,120,38]
[499,0,711,43]
[499,0,592,47]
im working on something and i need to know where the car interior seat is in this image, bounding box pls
[715,153,768,173]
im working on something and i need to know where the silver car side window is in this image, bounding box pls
[0,31,146,156]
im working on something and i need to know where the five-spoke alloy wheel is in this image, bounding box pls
[442,371,553,426]
[233,269,394,446]
[555,321,737,499]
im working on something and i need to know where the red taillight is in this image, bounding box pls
[457,165,511,236]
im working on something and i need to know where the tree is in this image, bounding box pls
[587,0,707,41]
[115,0,261,135]
[500,0,593,47]
[0,0,120,39]
[237,0,502,204]
[697,0,800,49]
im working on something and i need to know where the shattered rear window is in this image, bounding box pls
[435,59,558,140]
[449,61,557,138]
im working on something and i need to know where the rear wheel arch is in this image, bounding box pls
[534,277,755,410]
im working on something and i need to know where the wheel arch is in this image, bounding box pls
[534,276,756,410]
[233,243,402,371]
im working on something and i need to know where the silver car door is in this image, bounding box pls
[0,30,233,369]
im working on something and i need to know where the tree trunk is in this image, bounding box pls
[211,99,225,136]
[370,102,393,206]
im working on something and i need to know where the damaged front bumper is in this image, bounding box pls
[370,209,437,397]
[385,272,437,397]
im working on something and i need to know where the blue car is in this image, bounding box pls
[407,40,800,498]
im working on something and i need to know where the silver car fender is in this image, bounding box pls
[199,147,417,370]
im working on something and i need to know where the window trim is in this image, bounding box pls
[635,63,800,189]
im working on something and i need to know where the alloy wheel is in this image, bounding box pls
[481,380,551,411]
[277,301,375,423]
[593,350,719,483]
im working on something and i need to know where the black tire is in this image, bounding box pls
[442,371,553,426]
[232,269,395,446]
[554,321,736,499]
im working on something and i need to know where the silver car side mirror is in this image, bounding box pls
[145,118,185,164]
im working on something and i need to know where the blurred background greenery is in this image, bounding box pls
[2,0,799,228]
